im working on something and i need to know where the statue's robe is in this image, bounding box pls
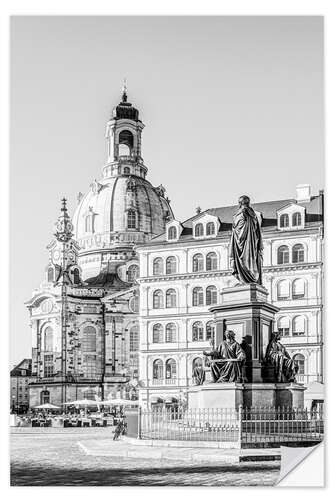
[230,206,263,285]
[265,339,297,382]
[208,340,246,383]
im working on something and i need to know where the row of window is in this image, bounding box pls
[152,353,306,382]
[277,316,307,336]
[168,222,217,241]
[277,278,306,300]
[280,213,302,228]
[152,321,215,343]
[151,243,306,277]
[152,286,218,309]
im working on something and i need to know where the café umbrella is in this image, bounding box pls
[101,398,139,406]
[34,403,61,410]
[62,399,99,407]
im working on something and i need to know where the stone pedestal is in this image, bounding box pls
[209,283,279,383]
[188,382,306,410]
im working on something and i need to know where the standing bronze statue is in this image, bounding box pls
[230,195,263,285]
[203,330,246,383]
[265,332,299,383]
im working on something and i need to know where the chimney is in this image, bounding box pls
[296,184,311,203]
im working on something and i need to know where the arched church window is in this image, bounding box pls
[47,267,54,283]
[81,326,97,352]
[153,359,163,380]
[44,326,54,351]
[73,268,80,285]
[85,214,94,233]
[119,130,134,156]
[40,390,50,405]
[195,223,204,237]
[129,325,139,352]
[127,210,137,229]
[127,264,139,283]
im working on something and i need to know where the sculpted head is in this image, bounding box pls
[272,331,281,342]
[238,195,251,208]
[225,330,236,342]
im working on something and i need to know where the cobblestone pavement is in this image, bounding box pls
[10,429,280,486]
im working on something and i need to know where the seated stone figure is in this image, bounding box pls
[265,332,299,383]
[203,330,246,383]
[193,358,206,385]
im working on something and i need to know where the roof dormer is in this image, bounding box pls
[166,220,183,242]
[277,203,305,231]
[193,213,220,239]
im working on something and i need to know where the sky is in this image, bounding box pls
[10,16,324,366]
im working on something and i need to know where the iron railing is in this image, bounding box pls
[139,406,324,447]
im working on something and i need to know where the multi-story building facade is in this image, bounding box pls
[10,359,32,413]
[137,185,324,409]
[25,89,173,407]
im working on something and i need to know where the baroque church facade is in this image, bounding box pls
[26,89,173,407]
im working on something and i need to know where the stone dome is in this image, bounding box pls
[72,174,173,255]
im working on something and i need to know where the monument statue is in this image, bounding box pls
[193,358,206,386]
[230,195,263,285]
[265,332,299,383]
[203,330,246,383]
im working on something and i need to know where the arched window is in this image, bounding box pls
[127,264,139,283]
[206,252,218,271]
[123,166,131,175]
[81,325,97,352]
[192,287,204,306]
[153,257,163,276]
[47,267,54,283]
[127,209,137,229]
[195,223,204,237]
[44,326,53,351]
[277,280,290,300]
[206,285,218,305]
[277,317,290,337]
[292,316,306,336]
[43,355,53,378]
[129,325,139,352]
[165,358,177,379]
[166,289,177,308]
[292,212,302,227]
[192,321,204,341]
[166,256,177,274]
[206,321,215,341]
[85,214,94,233]
[153,359,163,380]
[153,324,163,343]
[292,244,305,263]
[292,279,305,298]
[280,214,289,228]
[166,323,176,343]
[168,226,177,240]
[40,390,50,405]
[153,290,163,309]
[83,389,97,400]
[277,245,289,265]
[206,222,215,236]
[193,253,204,272]
[73,268,80,285]
[293,354,305,375]
[119,130,134,156]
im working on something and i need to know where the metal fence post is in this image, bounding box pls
[238,405,243,448]
[137,406,142,439]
